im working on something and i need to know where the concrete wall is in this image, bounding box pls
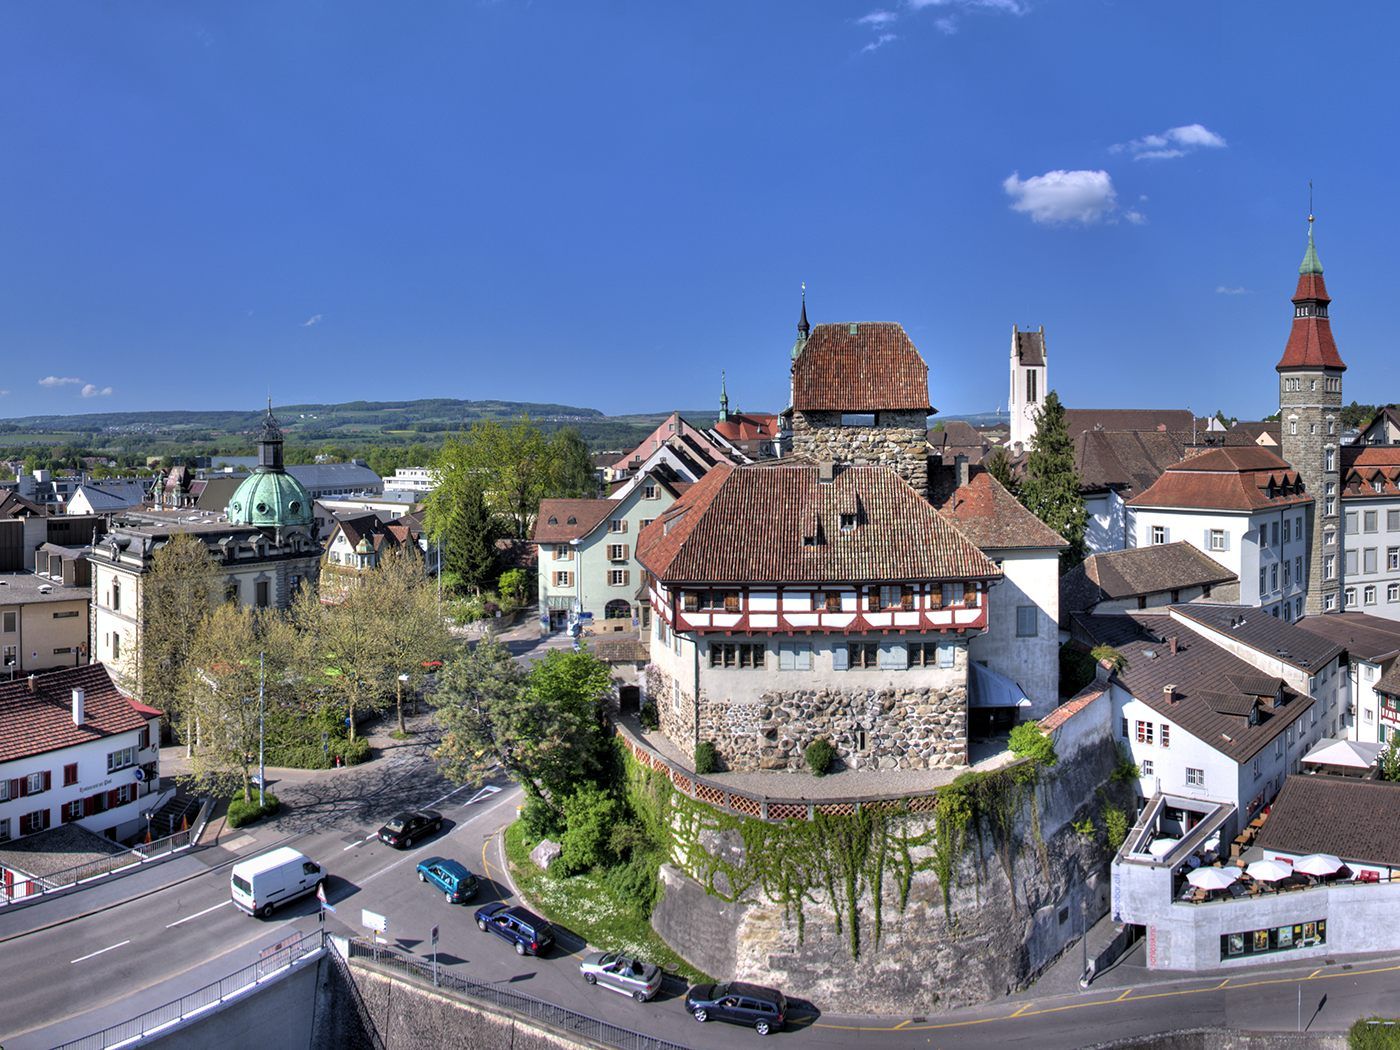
[1086,490,1129,555]
[971,547,1059,715]
[0,595,90,673]
[650,730,1131,1012]
[1084,1030,1345,1050]
[145,953,320,1050]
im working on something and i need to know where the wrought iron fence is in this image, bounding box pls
[52,929,324,1050]
[0,796,212,906]
[347,938,693,1050]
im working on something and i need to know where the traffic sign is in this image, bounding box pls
[361,909,387,933]
[317,882,336,913]
[430,924,439,947]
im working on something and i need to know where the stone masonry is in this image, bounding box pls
[1279,370,1342,615]
[790,409,929,497]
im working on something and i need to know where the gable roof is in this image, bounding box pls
[1063,409,1194,438]
[1256,775,1400,867]
[1167,603,1344,674]
[70,483,146,512]
[936,471,1067,551]
[0,664,155,764]
[712,412,779,443]
[1127,445,1312,512]
[1292,612,1400,664]
[1073,611,1312,764]
[1073,429,1187,496]
[1341,444,1400,501]
[0,491,46,519]
[1013,328,1045,367]
[532,499,615,544]
[1223,420,1282,447]
[791,323,930,413]
[1040,684,1104,732]
[637,462,1001,585]
[1061,542,1236,616]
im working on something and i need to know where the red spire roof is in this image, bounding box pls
[1276,226,1346,372]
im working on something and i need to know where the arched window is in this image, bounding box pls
[605,599,632,620]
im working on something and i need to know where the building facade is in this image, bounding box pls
[1007,325,1046,451]
[638,462,1001,772]
[1340,446,1400,620]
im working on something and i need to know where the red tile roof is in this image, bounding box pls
[532,499,615,544]
[937,472,1067,551]
[1040,685,1104,732]
[0,664,156,764]
[713,413,779,442]
[637,462,1001,585]
[791,323,930,413]
[1341,445,1400,502]
[1277,272,1346,371]
[1127,446,1313,512]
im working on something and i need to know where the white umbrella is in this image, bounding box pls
[1149,837,1178,858]
[1246,859,1293,883]
[1293,853,1343,877]
[1187,866,1240,891]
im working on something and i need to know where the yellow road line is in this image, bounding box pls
[1216,978,1230,988]
[893,1019,912,1029]
[1115,987,1134,1001]
[1308,968,1324,978]
[1012,1003,1034,1016]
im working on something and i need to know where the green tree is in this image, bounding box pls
[434,644,613,819]
[549,428,600,499]
[1381,736,1400,782]
[985,444,1017,495]
[372,551,452,734]
[425,433,502,594]
[137,533,219,722]
[498,567,528,609]
[1017,390,1087,565]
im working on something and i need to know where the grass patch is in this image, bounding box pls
[503,820,712,984]
[389,729,414,740]
[1352,1018,1400,1049]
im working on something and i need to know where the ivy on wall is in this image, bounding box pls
[624,744,1055,959]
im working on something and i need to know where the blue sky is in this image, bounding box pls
[1,2,1396,422]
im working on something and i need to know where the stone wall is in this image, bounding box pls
[790,409,929,496]
[650,732,1131,1013]
[651,656,968,772]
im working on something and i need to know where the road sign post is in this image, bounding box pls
[430,924,440,986]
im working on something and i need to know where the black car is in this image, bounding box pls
[685,981,787,1036]
[377,809,443,849]
[473,902,555,957]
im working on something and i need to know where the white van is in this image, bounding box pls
[231,847,324,918]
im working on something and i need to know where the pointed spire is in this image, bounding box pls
[719,370,730,422]
[797,281,810,338]
[1299,220,1323,275]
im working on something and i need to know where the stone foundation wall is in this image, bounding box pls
[650,733,1130,1013]
[651,663,967,772]
[790,410,929,496]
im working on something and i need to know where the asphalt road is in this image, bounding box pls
[5,625,1400,1048]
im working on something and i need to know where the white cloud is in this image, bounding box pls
[80,384,113,398]
[861,32,898,53]
[302,313,323,327]
[39,376,82,388]
[934,16,959,33]
[0,390,10,397]
[1113,123,1227,161]
[1124,209,1147,225]
[1003,169,1121,225]
[858,9,898,26]
[908,0,1028,13]
[1216,285,1250,295]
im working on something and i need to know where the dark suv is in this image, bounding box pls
[473,902,555,956]
[685,981,787,1036]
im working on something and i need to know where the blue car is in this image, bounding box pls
[416,857,479,904]
[474,901,555,956]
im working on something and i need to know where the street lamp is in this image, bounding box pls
[143,809,152,846]
[257,652,266,810]
[396,673,410,736]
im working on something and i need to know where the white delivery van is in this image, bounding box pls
[230,847,324,918]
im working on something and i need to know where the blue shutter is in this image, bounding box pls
[779,644,795,671]
[832,644,848,671]
[796,643,812,671]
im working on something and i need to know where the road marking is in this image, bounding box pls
[343,832,377,852]
[71,940,131,964]
[892,1019,912,1029]
[166,900,232,928]
[1010,1003,1032,1017]
[464,784,503,806]
[359,787,519,888]
[1115,987,1134,1001]
[1216,978,1230,988]
[1308,967,1324,978]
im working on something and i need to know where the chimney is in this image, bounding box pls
[27,674,36,694]
[1163,683,1178,704]
[1168,636,1179,656]
[72,687,85,726]
[955,454,970,489]
[819,460,835,483]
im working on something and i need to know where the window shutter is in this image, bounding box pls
[867,591,880,612]
[622,570,630,585]
[622,520,628,533]
[623,544,630,560]
[832,645,849,671]
[796,644,812,671]
[43,771,51,792]
[13,777,24,799]
[879,643,908,670]
[901,586,914,610]
[84,795,99,817]
[107,788,121,809]
[779,645,795,671]
[1203,529,1211,549]
[930,587,943,610]
[1222,532,1230,551]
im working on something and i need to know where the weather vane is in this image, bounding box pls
[1308,179,1314,225]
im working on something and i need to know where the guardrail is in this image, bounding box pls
[347,938,691,1050]
[616,724,945,822]
[0,795,213,906]
[52,929,324,1050]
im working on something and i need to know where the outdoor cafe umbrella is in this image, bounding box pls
[1187,866,1240,891]
[1293,853,1344,877]
[1246,859,1293,883]
[1148,837,1178,858]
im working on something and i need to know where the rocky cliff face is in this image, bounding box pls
[651,734,1128,1013]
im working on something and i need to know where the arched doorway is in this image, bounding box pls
[604,600,632,621]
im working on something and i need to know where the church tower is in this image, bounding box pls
[1277,216,1346,615]
[1008,326,1046,450]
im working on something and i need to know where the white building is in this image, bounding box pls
[1007,326,1046,452]
[385,467,439,494]
[1294,612,1400,744]
[1340,446,1400,621]
[1127,446,1312,621]
[0,665,165,865]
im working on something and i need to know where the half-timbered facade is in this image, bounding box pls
[636,461,1001,772]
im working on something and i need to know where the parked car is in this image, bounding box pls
[578,951,663,1002]
[473,902,555,956]
[230,847,324,919]
[685,981,787,1036]
[377,809,443,849]
[415,857,479,903]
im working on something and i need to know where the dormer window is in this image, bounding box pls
[839,513,857,532]
[548,516,558,525]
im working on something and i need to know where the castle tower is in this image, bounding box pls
[1008,326,1046,450]
[1277,217,1346,615]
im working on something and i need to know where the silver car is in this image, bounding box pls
[578,951,664,1002]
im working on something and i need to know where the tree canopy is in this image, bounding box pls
[1018,390,1087,565]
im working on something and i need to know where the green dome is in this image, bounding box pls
[227,469,314,528]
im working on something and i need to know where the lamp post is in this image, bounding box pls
[257,652,266,810]
[396,673,410,736]
[143,809,152,846]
